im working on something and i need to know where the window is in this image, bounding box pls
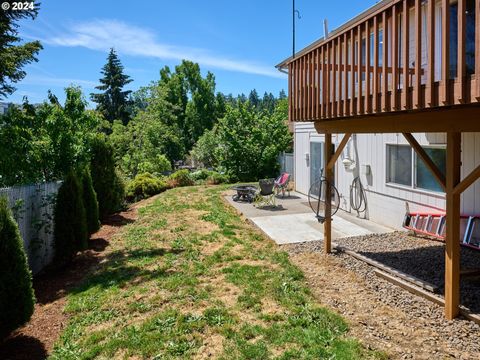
[415,147,446,192]
[387,145,412,186]
[386,144,446,193]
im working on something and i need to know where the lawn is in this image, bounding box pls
[50,185,385,359]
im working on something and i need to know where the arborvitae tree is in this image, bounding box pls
[54,171,88,266]
[81,168,100,235]
[90,136,125,219]
[90,48,133,125]
[0,2,43,98]
[0,197,35,339]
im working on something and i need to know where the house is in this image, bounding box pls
[276,0,480,320]
[0,102,12,115]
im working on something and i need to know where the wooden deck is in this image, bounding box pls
[278,0,480,321]
[282,0,480,124]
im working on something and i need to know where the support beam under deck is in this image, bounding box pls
[403,133,446,192]
[445,132,461,320]
[324,134,333,254]
[327,133,352,170]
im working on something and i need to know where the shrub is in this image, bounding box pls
[206,172,230,185]
[90,136,125,219]
[54,171,88,266]
[137,154,172,176]
[169,169,194,187]
[0,197,35,339]
[191,169,213,181]
[126,173,169,202]
[80,168,100,235]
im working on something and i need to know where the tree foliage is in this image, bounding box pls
[91,48,133,125]
[109,113,181,178]
[0,87,100,187]
[215,99,291,181]
[0,197,35,339]
[0,1,43,98]
[190,127,218,168]
[158,60,217,150]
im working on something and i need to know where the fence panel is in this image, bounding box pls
[278,152,294,176]
[0,182,61,274]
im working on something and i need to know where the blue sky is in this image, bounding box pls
[7,0,374,105]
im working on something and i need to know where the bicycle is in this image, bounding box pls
[308,168,340,223]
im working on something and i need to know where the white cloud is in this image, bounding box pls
[21,75,97,88]
[44,19,284,79]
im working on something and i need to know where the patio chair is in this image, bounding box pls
[254,178,276,207]
[274,173,291,198]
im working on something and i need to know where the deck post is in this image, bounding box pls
[445,132,461,320]
[324,133,333,254]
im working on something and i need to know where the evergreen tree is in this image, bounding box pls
[214,92,227,120]
[279,89,287,100]
[248,89,260,108]
[53,171,88,266]
[261,92,276,114]
[80,168,100,235]
[91,48,133,125]
[0,1,43,98]
[90,136,125,218]
[0,197,35,339]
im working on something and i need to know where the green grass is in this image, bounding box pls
[49,185,386,360]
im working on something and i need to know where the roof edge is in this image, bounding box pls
[276,0,395,71]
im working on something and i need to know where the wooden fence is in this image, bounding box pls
[0,182,61,274]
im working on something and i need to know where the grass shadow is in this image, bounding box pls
[67,247,185,295]
[101,213,135,227]
[33,240,110,305]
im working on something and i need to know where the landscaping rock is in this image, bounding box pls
[283,231,480,358]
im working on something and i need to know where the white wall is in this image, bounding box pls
[294,122,480,229]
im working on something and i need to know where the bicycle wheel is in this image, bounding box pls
[308,179,340,222]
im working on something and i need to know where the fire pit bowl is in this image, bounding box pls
[231,185,258,203]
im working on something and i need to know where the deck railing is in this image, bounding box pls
[288,0,480,122]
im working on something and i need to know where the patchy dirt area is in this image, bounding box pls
[0,196,157,360]
[283,233,480,360]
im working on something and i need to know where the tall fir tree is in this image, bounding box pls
[248,89,260,108]
[0,2,43,98]
[91,48,133,125]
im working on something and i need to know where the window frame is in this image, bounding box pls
[386,143,413,187]
[385,143,446,195]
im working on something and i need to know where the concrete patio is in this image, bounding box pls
[225,190,393,244]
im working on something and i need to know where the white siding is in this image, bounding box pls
[294,124,480,229]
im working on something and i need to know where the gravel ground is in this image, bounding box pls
[283,231,480,359]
